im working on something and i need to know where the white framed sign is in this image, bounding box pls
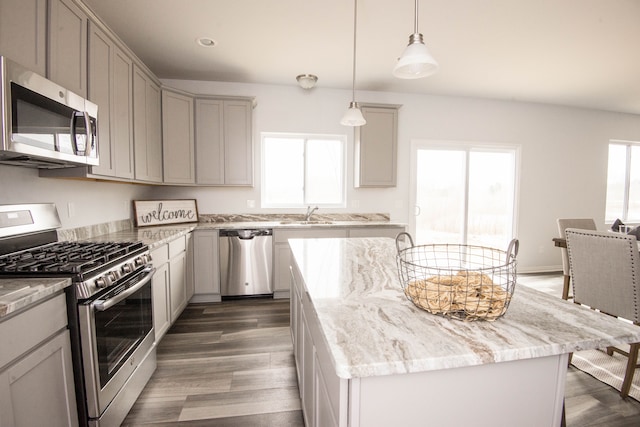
[133,199,199,227]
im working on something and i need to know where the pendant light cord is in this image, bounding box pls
[350,0,358,102]
[413,0,419,34]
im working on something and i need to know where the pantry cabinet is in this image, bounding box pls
[0,0,47,75]
[355,104,401,188]
[195,97,254,186]
[0,293,78,427]
[133,64,163,183]
[48,0,87,97]
[162,89,195,184]
[87,22,134,179]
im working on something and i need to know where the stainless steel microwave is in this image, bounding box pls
[0,56,98,168]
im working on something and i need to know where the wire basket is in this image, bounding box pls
[396,233,519,322]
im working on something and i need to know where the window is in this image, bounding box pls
[605,140,640,222]
[262,133,346,208]
[411,142,519,249]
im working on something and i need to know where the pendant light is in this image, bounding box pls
[341,0,366,126]
[393,0,439,79]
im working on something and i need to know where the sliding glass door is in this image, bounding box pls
[410,141,519,250]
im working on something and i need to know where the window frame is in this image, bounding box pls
[605,139,640,223]
[261,132,347,209]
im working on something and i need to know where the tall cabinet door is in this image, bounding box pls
[162,89,195,184]
[112,47,134,179]
[223,99,253,185]
[0,0,47,75]
[48,0,87,97]
[133,64,163,183]
[195,99,224,184]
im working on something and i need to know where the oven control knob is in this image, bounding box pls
[108,271,119,282]
[135,256,145,267]
[122,263,133,274]
[95,277,108,288]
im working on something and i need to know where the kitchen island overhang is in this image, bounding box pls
[288,237,640,427]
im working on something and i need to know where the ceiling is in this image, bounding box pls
[82,0,640,115]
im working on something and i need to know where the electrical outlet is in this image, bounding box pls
[351,200,360,208]
[247,199,255,208]
[67,202,76,218]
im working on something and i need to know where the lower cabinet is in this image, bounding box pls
[0,293,78,427]
[151,233,190,343]
[290,263,347,427]
[191,229,221,303]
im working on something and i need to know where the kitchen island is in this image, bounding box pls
[288,237,640,427]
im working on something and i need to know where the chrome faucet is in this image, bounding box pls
[304,205,319,221]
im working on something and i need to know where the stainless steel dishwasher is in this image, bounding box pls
[219,228,273,297]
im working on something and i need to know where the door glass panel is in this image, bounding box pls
[415,149,465,244]
[605,144,626,222]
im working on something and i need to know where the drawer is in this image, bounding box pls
[0,293,67,369]
[151,244,169,265]
[168,235,186,258]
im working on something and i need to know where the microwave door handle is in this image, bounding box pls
[83,111,93,156]
[92,267,156,312]
[87,112,97,155]
[69,111,80,155]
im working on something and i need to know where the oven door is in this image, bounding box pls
[78,266,155,419]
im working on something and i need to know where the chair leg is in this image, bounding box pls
[620,343,640,398]
[562,275,571,300]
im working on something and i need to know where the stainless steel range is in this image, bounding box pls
[0,204,156,427]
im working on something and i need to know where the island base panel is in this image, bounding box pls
[348,353,568,427]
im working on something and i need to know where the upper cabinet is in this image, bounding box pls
[162,89,195,184]
[48,0,87,97]
[0,0,47,75]
[195,97,254,186]
[133,64,163,183]
[87,22,134,179]
[355,104,401,188]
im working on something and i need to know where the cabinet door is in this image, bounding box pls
[48,0,87,97]
[223,99,253,185]
[355,105,399,187]
[185,232,194,301]
[274,244,292,297]
[192,230,221,302]
[195,98,224,184]
[133,64,163,183]
[0,330,78,427]
[0,0,47,75]
[87,22,114,176]
[152,262,171,342]
[112,47,134,179]
[169,252,187,322]
[162,89,195,184]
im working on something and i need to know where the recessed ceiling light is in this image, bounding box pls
[196,37,217,48]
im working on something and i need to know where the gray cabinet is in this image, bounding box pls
[191,229,221,303]
[133,64,163,183]
[0,293,78,427]
[168,235,188,322]
[0,0,47,75]
[162,89,195,184]
[195,97,254,186]
[87,22,134,179]
[355,104,400,188]
[48,0,87,97]
[151,245,171,342]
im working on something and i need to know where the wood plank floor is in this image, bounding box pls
[122,274,640,426]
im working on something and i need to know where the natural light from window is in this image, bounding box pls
[605,141,640,223]
[262,133,345,208]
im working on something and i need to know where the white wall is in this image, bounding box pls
[157,79,640,272]
[0,165,152,229]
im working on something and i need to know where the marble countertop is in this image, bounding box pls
[288,237,640,379]
[0,278,71,319]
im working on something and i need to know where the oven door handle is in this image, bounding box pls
[93,267,156,312]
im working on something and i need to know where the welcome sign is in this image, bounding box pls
[133,200,199,227]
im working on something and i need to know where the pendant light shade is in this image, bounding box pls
[393,0,439,79]
[341,101,367,126]
[342,0,366,127]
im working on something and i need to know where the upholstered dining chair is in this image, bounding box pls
[557,218,597,300]
[565,228,640,398]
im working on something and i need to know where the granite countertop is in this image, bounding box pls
[288,237,640,379]
[0,278,71,319]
